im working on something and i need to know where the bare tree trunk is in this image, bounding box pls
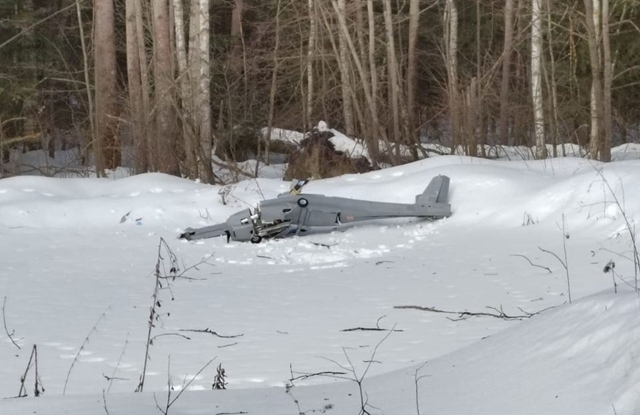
[265,0,283,168]
[329,0,391,163]
[75,0,96,168]
[466,79,478,157]
[367,0,381,162]
[407,0,419,145]
[197,0,215,182]
[602,0,612,162]
[532,0,547,159]
[584,0,603,160]
[337,0,355,137]
[546,0,560,157]
[172,0,197,177]
[94,0,118,171]
[231,0,248,118]
[306,0,317,131]
[472,0,481,157]
[134,0,152,168]
[231,0,243,36]
[188,0,199,136]
[126,0,147,173]
[383,0,401,150]
[153,0,178,173]
[444,0,459,155]
[499,0,515,145]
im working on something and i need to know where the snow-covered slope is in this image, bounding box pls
[1,156,640,414]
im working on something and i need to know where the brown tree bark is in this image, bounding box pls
[499,0,515,145]
[337,0,355,137]
[152,0,179,173]
[407,0,420,145]
[126,0,148,173]
[134,0,152,168]
[172,0,197,177]
[94,0,119,171]
[306,0,317,131]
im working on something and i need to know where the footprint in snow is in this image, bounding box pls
[129,192,141,197]
[22,188,35,192]
[56,345,76,351]
[79,356,106,363]
[41,192,54,197]
[59,354,77,359]
[149,188,163,193]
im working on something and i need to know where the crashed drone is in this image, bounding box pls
[180,175,451,243]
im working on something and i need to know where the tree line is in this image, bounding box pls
[1,0,639,182]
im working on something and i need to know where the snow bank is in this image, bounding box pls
[2,154,640,415]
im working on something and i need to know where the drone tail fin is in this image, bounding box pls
[415,175,451,217]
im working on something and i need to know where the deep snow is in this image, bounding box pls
[1,154,640,414]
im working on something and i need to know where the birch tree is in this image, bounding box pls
[444,0,459,154]
[531,0,547,159]
[197,0,215,182]
[584,0,604,160]
[602,0,612,162]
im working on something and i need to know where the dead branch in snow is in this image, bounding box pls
[178,328,244,339]
[509,254,552,273]
[341,315,403,332]
[394,304,557,321]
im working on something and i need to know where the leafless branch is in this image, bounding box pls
[178,328,244,339]
[510,254,552,273]
[63,307,111,395]
[2,297,22,350]
[341,315,403,332]
[394,304,557,321]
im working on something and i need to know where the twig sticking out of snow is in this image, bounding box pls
[153,356,216,415]
[63,307,111,395]
[17,345,44,398]
[509,254,552,274]
[2,296,22,350]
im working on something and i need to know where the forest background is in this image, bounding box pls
[1,0,639,182]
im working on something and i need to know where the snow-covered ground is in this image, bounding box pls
[2,155,640,414]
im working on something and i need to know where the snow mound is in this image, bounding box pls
[369,291,640,415]
[3,292,640,415]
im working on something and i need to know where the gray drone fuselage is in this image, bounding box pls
[180,175,451,243]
